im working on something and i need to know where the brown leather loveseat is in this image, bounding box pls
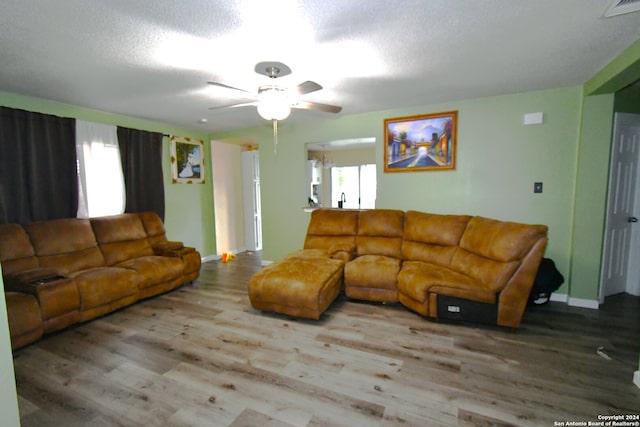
[248,208,548,329]
[1,212,201,350]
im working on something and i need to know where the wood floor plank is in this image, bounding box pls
[11,251,640,426]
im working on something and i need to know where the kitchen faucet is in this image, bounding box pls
[338,192,346,209]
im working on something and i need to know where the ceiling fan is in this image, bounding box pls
[207,61,342,121]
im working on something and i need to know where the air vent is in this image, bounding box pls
[603,0,640,17]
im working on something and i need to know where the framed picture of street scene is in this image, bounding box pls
[170,136,205,184]
[384,111,457,172]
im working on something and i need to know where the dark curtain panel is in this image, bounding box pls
[0,107,77,224]
[117,127,165,220]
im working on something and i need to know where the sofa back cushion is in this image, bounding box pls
[303,209,359,257]
[356,209,404,258]
[91,214,154,265]
[0,224,39,274]
[137,211,167,246]
[402,211,471,266]
[25,218,105,275]
[451,216,549,291]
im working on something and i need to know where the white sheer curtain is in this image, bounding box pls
[75,120,125,218]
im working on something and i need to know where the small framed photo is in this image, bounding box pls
[384,111,457,172]
[170,136,205,184]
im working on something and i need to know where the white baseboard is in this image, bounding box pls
[568,297,600,309]
[261,260,273,266]
[549,293,599,309]
[550,293,568,303]
[634,371,640,389]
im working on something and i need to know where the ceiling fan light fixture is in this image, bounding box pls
[257,88,292,121]
[207,62,341,121]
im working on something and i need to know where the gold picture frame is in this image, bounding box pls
[170,136,205,184]
[384,111,457,172]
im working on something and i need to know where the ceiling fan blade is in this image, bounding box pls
[294,100,342,114]
[208,101,259,110]
[297,80,322,95]
[207,81,256,97]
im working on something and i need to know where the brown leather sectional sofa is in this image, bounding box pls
[1,212,201,350]
[249,208,548,329]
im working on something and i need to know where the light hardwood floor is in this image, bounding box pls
[12,252,640,426]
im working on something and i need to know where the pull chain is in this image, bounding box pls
[272,119,278,155]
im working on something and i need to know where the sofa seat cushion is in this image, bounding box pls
[398,261,496,305]
[117,256,184,288]
[344,255,401,302]
[248,257,344,320]
[68,267,142,310]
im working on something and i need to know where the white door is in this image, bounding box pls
[242,151,262,251]
[601,113,640,299]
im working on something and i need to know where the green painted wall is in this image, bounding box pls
[569,94,615,301]
[0,91,216,257]
[585,39,640,95]
[214,87,583,297]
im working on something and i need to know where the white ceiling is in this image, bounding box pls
[0,1,639,134]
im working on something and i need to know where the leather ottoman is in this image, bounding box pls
[248,257,344,320]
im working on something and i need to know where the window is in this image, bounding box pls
[331,164,376,209]
[75,121,125,218]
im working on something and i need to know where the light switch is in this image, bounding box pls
[534,182,543,193]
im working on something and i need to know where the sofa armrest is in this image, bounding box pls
[158,246,196,258]
[152,241,185,256]
[328,243,356,262]
[4,270,79,331]
[497,237,548,329]
[4,268,64,293]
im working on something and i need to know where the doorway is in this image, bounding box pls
[306,137,376,209]
[600,112,640,300]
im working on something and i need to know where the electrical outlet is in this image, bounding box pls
[534,182,543,193]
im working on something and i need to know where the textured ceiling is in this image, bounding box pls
[0,0,639,133]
